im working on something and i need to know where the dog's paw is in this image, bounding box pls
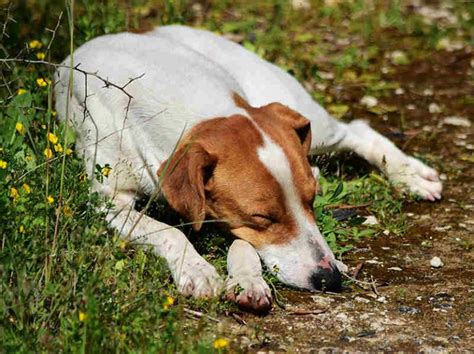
[226,274,272,314]
[388,157,442,201]
[174,260,223,298]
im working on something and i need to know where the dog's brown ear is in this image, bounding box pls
[158,142,216,231]
[263,102,312,154]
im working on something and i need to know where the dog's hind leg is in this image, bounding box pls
[330,119,443,201]
[106,190,223,298]
[226,240,272,314]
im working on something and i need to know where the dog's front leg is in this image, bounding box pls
[107,191,223,298]
[226,240,272,314]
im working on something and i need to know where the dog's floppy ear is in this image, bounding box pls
[263,102,312,154]
[158,142,216,231]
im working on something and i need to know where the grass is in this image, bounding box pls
[1,0,470,351]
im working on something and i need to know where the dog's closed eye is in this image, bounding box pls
[251,213,277,227]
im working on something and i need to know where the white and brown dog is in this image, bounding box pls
[55,25,442,313]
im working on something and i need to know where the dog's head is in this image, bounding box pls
[158,97,341,292]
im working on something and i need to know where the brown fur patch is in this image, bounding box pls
[158,97,317,249]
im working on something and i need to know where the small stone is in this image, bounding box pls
[360,95,378,108]
[395,88,405,95]
[440,174,447,181]
[366,259,383,265]
[423,88,434,96]
[407,104,416,110]
[355,296,370,304]
[443,116,471,127]
[383,230,390,236]
[388,267,403,271]
[363,215,379,225]
[428,103,441,113]
[291,0,310,9]
[319,71,334,80]
[381,246,390,250]
[389,50,409,65]
[399,305,421,315]
[377,296,387,303]
[311,295,334,307]
[335,313,349,323]
[430,256,444,268]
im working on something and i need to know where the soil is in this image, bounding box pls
[220,48,473,352]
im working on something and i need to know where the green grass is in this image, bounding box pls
[1,0,470,351]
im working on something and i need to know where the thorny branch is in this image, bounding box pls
[0,58,145,103]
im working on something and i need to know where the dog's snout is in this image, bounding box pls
[310,266,342,292]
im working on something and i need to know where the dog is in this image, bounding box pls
[54,25,442,313]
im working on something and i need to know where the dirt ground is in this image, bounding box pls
[217,47,473,353]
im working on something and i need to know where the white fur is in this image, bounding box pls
[254,124,334,288]
[54,25,442,298]
[226,240,271,308]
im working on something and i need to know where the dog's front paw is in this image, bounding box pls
[174,260,223,298]
[389,157,442,201]
[226,274,272,314]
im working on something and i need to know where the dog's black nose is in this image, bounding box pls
[310,267,342,292]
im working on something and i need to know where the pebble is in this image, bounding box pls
[377,296,387,303]
[311,295,334,307]
[423,88,434,96]
[395,87,405,95]
[399,305,421,315]
[355,296,370,304]
[428,102,441,113]
[388,267,403,271]
[383,230,390,236]
[335,313,349,323]
[430,256,444,268]
[443,116,471,127]
[291,0,310,9]
[360,95,378,108]
[363,215,379,225]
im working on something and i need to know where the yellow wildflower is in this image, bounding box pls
[26,155,33,161]
[65,148,73,156]
[54,143,63,153]
[51,111,57,117]
[46,195,54,204]
[29,40,42,49]
[10,187,19,201]
[119,241,127,250]
[44,148,53,159]
[17,88,27,96]
[36,52,46,60]
[36,78,48,87]
[22,183,31,194]
[101,166,112,177]
[19,225,25,233]
[47,132,59,144]
[79,312,87,322]
[163,296,174,310]
[79,173,88,182]
[16,122,25,134]
[63,205,73,217]
[213,338,229,349]
[0,160,7,169]
[41,124,46,130]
